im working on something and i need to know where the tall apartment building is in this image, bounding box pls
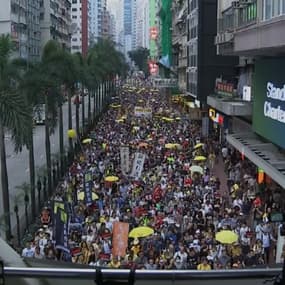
[27,0,41,61]
[109,13,116,41]
[186,0,237,107]
[136,0,149,49]
[172,0,187,92]
[40,0,71,51]
[208,0,285,190]
[123,0,136,58]
[101,8,112,39]
[131,0,137,49]
[0,0,41,60]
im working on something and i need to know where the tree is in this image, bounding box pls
[0,35,32,240]
[128,47,150,75]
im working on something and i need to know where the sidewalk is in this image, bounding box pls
[212,155,230,207]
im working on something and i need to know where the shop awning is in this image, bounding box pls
[207,96,252,116]
[227,132,285,188]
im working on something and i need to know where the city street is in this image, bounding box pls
[1,97,94,233]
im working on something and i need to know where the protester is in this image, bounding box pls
[26,84,283,269]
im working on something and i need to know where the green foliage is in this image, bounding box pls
[128,47,150,75]
[0,35,32,152]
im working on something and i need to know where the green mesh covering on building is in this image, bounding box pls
[160,0,172,65]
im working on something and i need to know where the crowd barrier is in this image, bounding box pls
[0,262,283,285]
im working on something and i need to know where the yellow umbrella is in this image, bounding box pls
[190,165,203,174]
[175,117,181,121]
[67,129,76,139]
[162,117,174,122]
[165,143,175,149]
[129,226,154,238]
[215,230,238,244]
[110,104,121,108]
[105,176,119,182]
[193,156,207,161]
[116,119,124,123]
[194,143,204,149]
[77,191,99,201]
[82,138,92,144]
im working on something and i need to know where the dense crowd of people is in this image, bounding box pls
[21,85,285,270]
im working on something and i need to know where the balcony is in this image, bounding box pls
[207,80,252,116]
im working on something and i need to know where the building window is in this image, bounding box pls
[263,0,284,20]
[72,0,77,3]
[72,8,77,12]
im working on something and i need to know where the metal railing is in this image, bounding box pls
[1,267,282,280]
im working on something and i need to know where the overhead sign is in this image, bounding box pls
[148,61,159,75]
[253,58,285,149]
[215,81,235,96]
[152,78,178,88]
[150,26,158,40]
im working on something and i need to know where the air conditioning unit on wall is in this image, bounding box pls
[214,34,221,45]
[232,1,241,9]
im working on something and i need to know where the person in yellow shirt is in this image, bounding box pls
[197,257,212,270]
[109,255,121,268]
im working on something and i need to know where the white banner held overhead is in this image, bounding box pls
[120,146,130,175]
[134,106,152,118]
[130,152,146,179]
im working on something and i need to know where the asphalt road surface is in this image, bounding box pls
[0,97,94,235]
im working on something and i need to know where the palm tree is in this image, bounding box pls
[0,35,32,240]
[73,52,88,135]
[40,41,64,196]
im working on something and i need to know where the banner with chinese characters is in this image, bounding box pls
[130,152,146,179]
[134,106,152,118]
[112,222,129,257]
[120,146,130,175]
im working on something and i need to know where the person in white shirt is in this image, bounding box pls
[221,147,228,160]
[22,242,35,258]
[261,228,276,266]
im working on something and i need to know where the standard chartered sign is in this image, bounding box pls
[264,82,285,123]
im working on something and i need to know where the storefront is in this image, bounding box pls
[208,107,229,143]
[227,57,285,189]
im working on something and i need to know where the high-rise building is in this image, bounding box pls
[109,13,116,41]
[0,0,29,59]
[123,0,136,58]
[208,0,285,190]
[70,0,83,53]
[27,0,41,61]
[131,0,136,49]
[136,0,149,49]
[172,0,187,92]
[40,0,71,52]
[0,0,41,61]
[186,0,237,106]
